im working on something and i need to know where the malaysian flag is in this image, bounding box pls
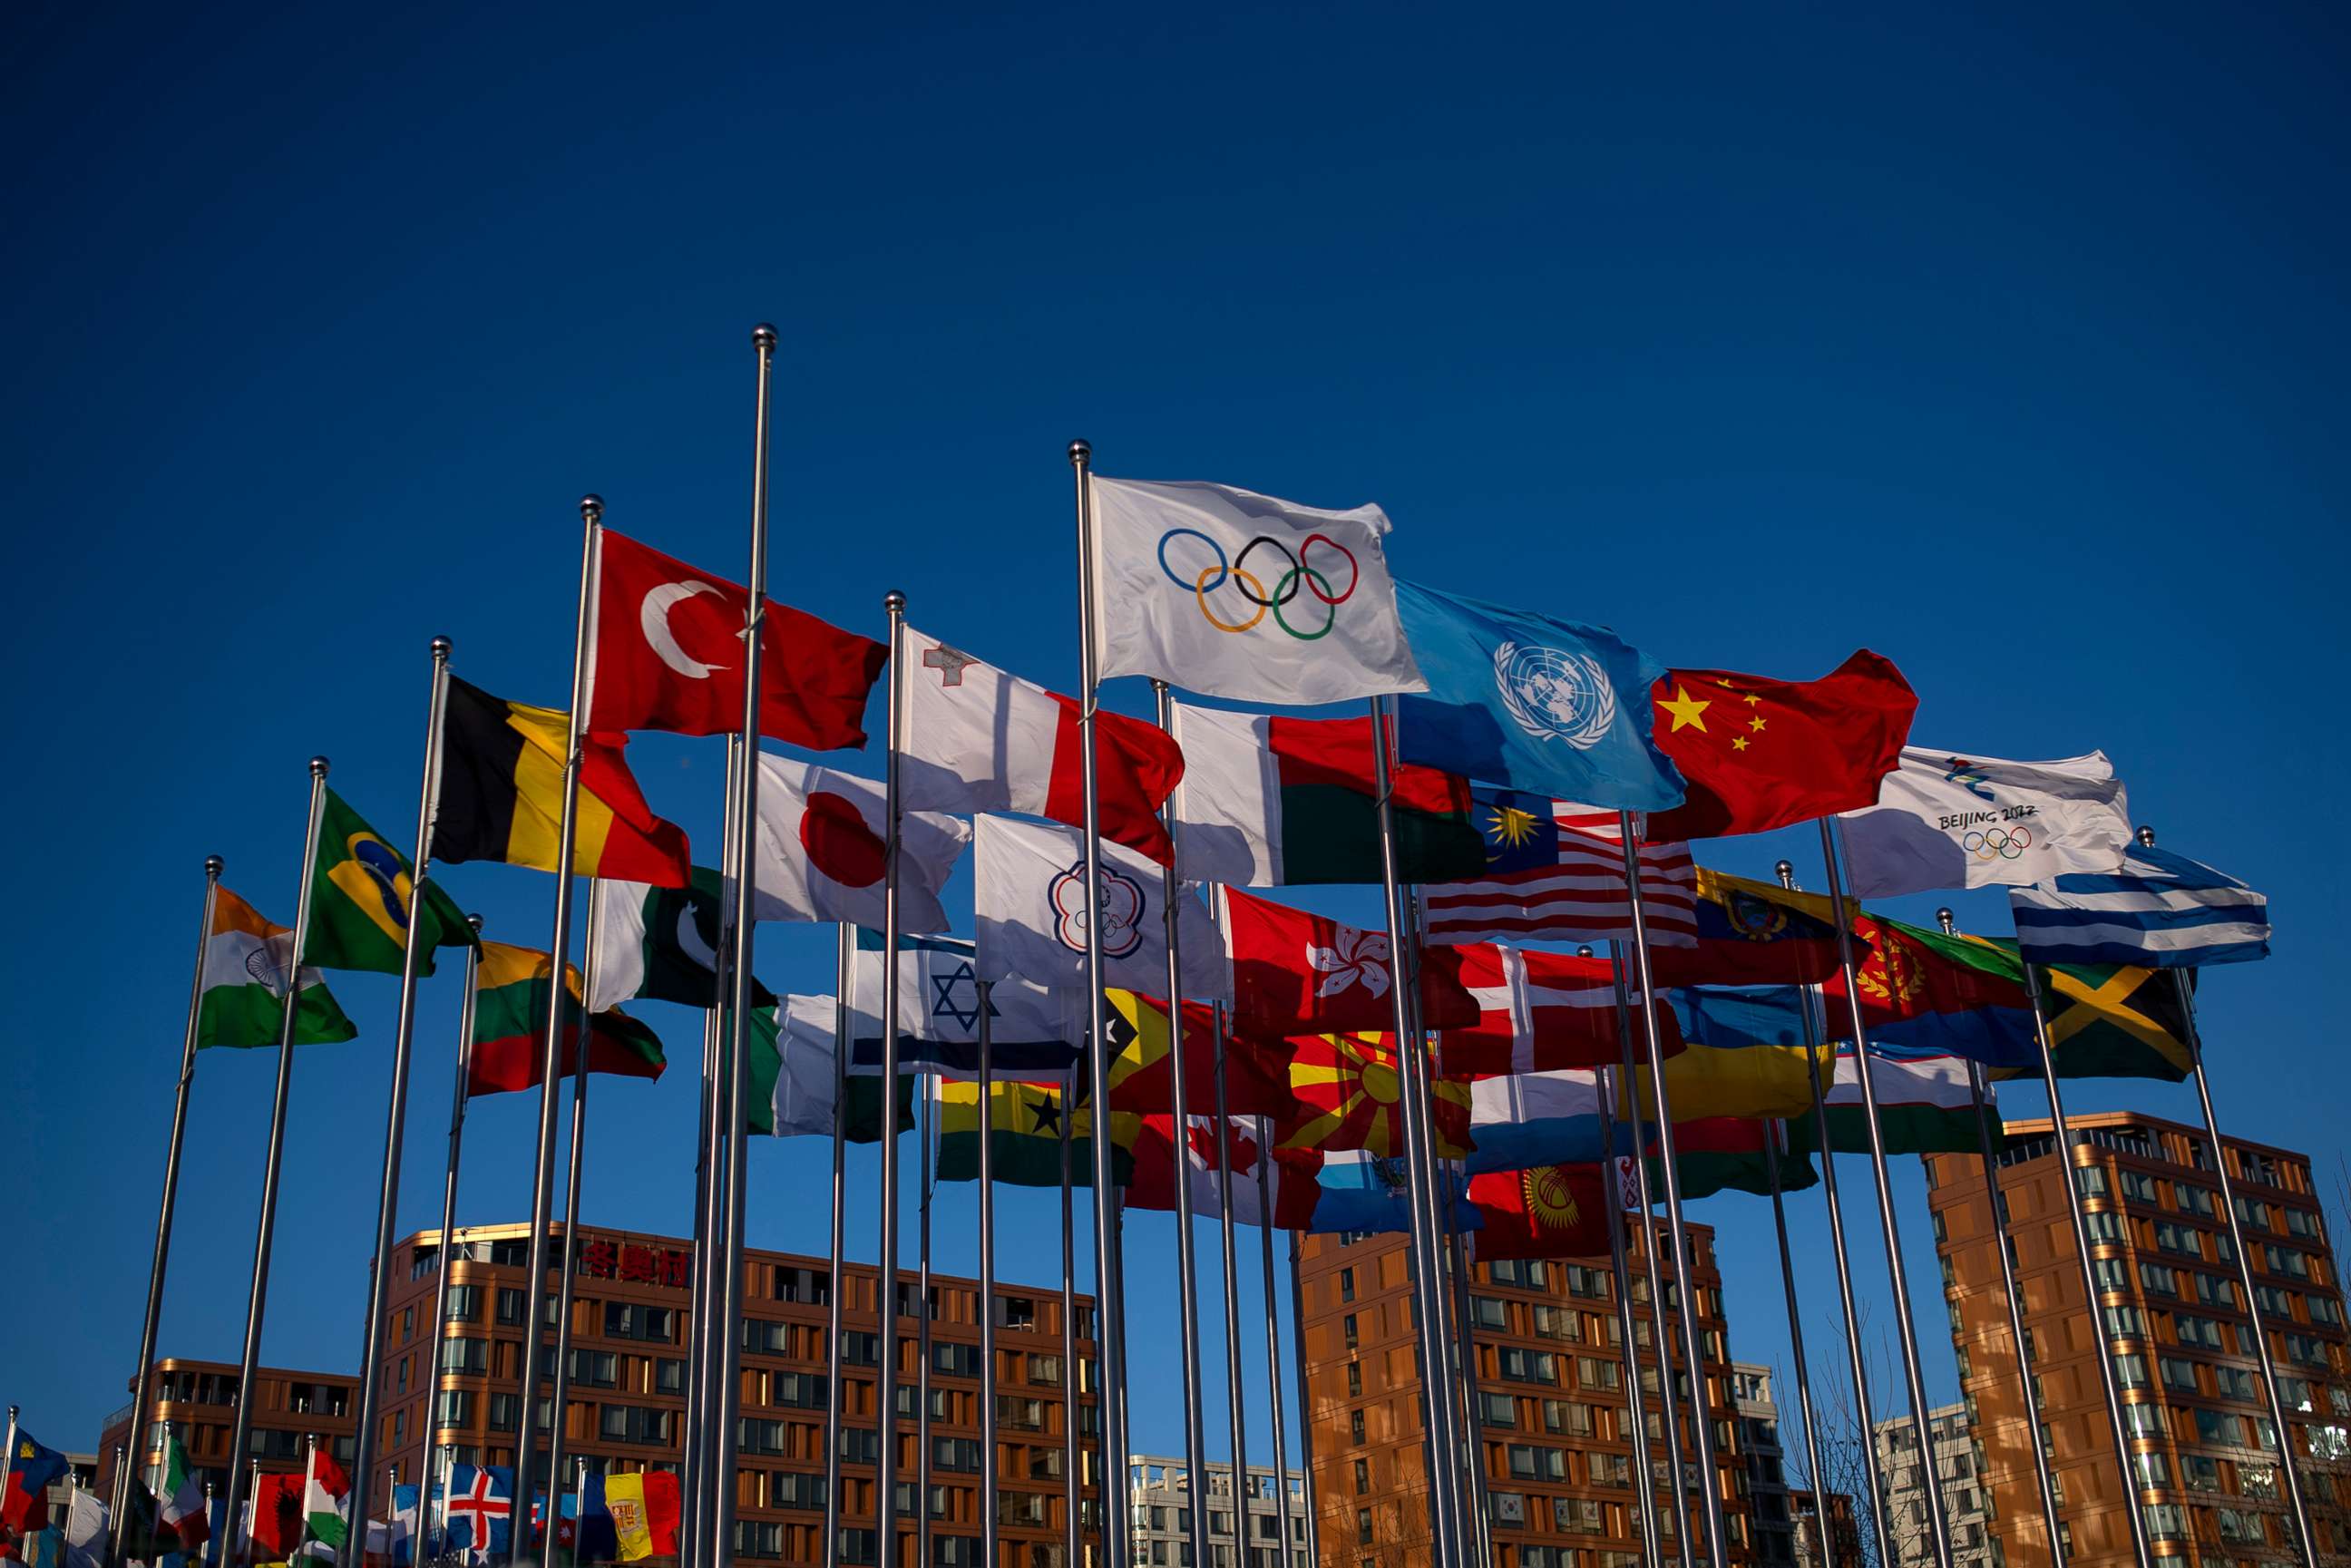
[1423,787,1698,946]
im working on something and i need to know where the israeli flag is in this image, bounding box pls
[1392,580,1685,812]
[2009,843,2270,969]
[847,930,1084,1077]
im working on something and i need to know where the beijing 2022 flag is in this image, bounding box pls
[1838,747,2131,899]
[1088,476,1426,705]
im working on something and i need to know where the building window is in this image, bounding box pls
[1354,1511,1371,1547]
[1349,1410,1365,1445]
[1339,1269,1355,1304]
[1346,1363,1361,1398]
[1351,1460,1369,1496]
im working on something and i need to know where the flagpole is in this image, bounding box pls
[1067,438,1132,1568]
[1935,908,2064,1563]
[112,854,222,1568]
[1604,952,1693,1568]
[918,1069,935,1568]
[424,920,483,1510]
[302,1437,319,1561]
[343,637,456,1559]
[2126,826,2322,1563]
[513,492,605,1561]
[543,883,605,1553]
[824,924,852,1568]
[870,587,911,1568]
[1815,820,1956,1568]
[1761,1131,1832,1568]
[1438,1202,1491,1568]
[218,755,330,1568]
[1253,1126,1296,1568]
[1771,860,1890,1561]
[1585,1042,1662,1568]
[976,982,999,1568]
[687,732,746,1568]
[1208,1007,1251,1568]
[1151,680,1215,1568]
[434,1446,452,1564]
[1283,1234,1321,1568]
[1058,1067,1079,1568]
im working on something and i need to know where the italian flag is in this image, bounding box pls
[157,1430,208,1548]
[1790,1043,1990,1157]
[195,888,359,1049]
[1170,703,1488,886]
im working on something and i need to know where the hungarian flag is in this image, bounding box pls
[934,1078,1136,1188]
[1641,870,1843,988]
[1221,885,1479,1036]
[1641,1117,1814,1200]
[901,625,1184,863]
[465,941,667,1096]
[1438,944,1681,1076]
[1789,1044,1989,1157]
[307,789,477,977]
[584,529,887,748]
[301,1451,351,1553]
[1100,991,1290,1115]
[1465,1164,1611,1261]
[195,887,358,1049]
[1645,652,1917,841]
[1274,1031,1471,1156]
[1170,703,1485,886]
[435,676,690,887]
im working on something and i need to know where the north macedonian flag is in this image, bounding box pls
[466,940,667,1096]
[307,788,476,976]
[435,676,691,887]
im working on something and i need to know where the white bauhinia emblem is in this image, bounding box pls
[640,580,727,678]
[1492,640,1616,751]
[1307,925,1390,999]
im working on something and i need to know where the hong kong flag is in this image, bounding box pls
[1222,885,1480,1036]
[585,529,888,748]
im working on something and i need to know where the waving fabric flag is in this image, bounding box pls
[1464,1070,1618,1174]
[1221,885,1478,1034]
[2009,843,2270,969]
[440,1467,513,1563]
[584,529,887,748]
[1465,1164,1610,1261]
[1641,871,1844,988]
[1641,1117,1813,1199]
[1393,580,1684,812]
[1789,1044,1990,1156]
[1838,747,2132,898]
[1439,943,1681,1076]
[1275,1031,1472,1156]
[972,815,1227,998]
[1170,703,1484,886]
[1102,991,1290,1115]
[586,869,776,1014]
[900,624,1185,862]
[307,788,476,976]
[934,1078,1135,1188]
[5,1433,68,1531]
[464,942,666,1096]
[751,756,968,933]
[761,996,917,1140]
[1088,476,1425,705]
[1421,797,1696,947]
[847,930,1080,1077]
[1628,1038,1833,1124]
[1123,1125,1480,1236]
[194,886,359,1049]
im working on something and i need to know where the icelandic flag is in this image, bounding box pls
[2009,844,2271,969]
[440,1466,513,1563]
[1392,580,1685,812]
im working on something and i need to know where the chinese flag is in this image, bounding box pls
[587,530,888,749]
[1645,651,1917,841]
[1223,885,1480,1037]
[1467,1164,1611,1261]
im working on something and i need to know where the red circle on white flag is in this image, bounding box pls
[800,791,887,887]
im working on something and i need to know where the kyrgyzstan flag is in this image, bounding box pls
[1221,885,1480,1037]
[1644,650,1917,842]
[1465,1164,1612,1261]
[585,529,888,748]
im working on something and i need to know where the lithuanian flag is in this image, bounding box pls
[466,940,667,1096]
[436,676,691,886]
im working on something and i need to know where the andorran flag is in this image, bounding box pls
[436,676,691,887]
[1466,1164,1610,1261]
[307,789,477,975]
[466,940,667,1096]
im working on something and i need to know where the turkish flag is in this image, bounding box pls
[1466,1164,1611,1261]
[1223,885,1480,1037]
[1644,651,1917,842]
[585,529,888,748]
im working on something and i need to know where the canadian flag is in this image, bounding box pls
[584,529,888,748]
[899,624,1185,863]
[1220,885,1479,1036]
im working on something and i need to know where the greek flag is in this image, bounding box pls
[2008,843,2269,969]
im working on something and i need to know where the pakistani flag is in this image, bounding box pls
[196,887,358,1048]
[307,789,474,975]
[848,930,1080,1077]
[588,869,776,1015]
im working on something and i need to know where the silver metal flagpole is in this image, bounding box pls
[1439,1201,1492,1568]
[1058,1068,1080,1568]
[543,883,607,1553]
[1935,907,2064,1562]
[877,587,909,1568]
[1771,861,1889,1561]
[1254,1129,1296,1568]
[919,1071,935,1568]
[1208,1007,1251,1568]
[345,637,456,1560]
[112,854,222,1568]
[1152,680,1214,1568]
[712,322,779,1568]
[1604,953,1692,1568]
[1067,438,1131,1568]
[1587,1054,1662,1568]
[424,920,484,1494]
[1815,820,1955,1568]
[217,756,330,1568]
[513,493,605,1560]
[1364,697,1462,1568]
[434,1444,453,1563]
[1761,1130,1832,1568]
[1283,1235,1321,1568]
[976,982,1000,1568]
[824,924,852,1568]
[688,731,746,1568]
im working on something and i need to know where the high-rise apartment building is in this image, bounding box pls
[1127,1456,1310,1568]
[1927,1111,2351,1564]
[1870,1404,1990,1566]
[1295,1218,1769,1567]
[1730,1364,1798,1567]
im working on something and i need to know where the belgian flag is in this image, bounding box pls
[437,676,691,886]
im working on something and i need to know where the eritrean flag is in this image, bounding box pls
[465,941,667,1096]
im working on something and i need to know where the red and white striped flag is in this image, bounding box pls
[1422,803,1698,947]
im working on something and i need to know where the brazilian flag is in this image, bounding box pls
[307,787,476,975]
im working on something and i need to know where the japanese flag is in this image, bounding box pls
[751,755,969,932]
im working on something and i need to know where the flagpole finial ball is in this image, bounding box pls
[752,323,778,349]
[580,494,605,521]
[205,854,225,878]
[885,589,906,614]
[1068,439,1091,465]
[1774,859,1793,882]
[309,755,331,779]
[1936,908,1954,932]
[1575,945,1593,959]
[2136,824,2156,847]
[467,913,485,934]
[431,635,454,659]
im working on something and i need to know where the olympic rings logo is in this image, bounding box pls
[1155,528,1361,639]
[1962,826,2034,861]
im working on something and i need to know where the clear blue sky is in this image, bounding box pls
[6,0,2348,1477]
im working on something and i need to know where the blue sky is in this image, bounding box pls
[6,0,2348,1479]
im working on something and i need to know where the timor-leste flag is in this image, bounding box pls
[466,940,667,1096]
[435,676,691,887]
[1465,1164,1610,1261]
[307,788,477,976]
[1100,991,1290,1115]
[585,529,888,748]
[1644,652,1917,842]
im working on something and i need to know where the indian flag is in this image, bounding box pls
[196,887,359,1049]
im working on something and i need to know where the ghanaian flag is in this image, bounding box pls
[436,676,690,887]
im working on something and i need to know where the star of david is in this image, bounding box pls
[923,644,977,687]
[928,959,999,1031]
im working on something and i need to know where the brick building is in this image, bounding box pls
[97,1359,357,1506]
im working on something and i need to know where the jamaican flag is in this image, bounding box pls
[935,1077,1137,1188]
[436,676,691,887]
[307,788,476,975]
[1870,931,2194,1083]
[466,940,667,1096]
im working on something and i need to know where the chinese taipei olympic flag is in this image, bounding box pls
[1088,476,1426,705]
[971,813,1228,998]
[1838,746,2132,899]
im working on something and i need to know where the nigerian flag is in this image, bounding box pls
[306,788,474,975]
[197,886,358,1048]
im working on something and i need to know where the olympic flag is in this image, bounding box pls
[1088,475,1426,705]
[1837,746,2132,898]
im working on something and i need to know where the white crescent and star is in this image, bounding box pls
[640,580,727,679]
[674,905,717,971]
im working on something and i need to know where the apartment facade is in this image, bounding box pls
[1926,1111,2351,1564]
[97,1359,358,1505]
[1729,1365,1797,1567]
[1870,1404,1990,1566]
[1296,1218,1769,1568]
[1127,1456,1309,1568]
